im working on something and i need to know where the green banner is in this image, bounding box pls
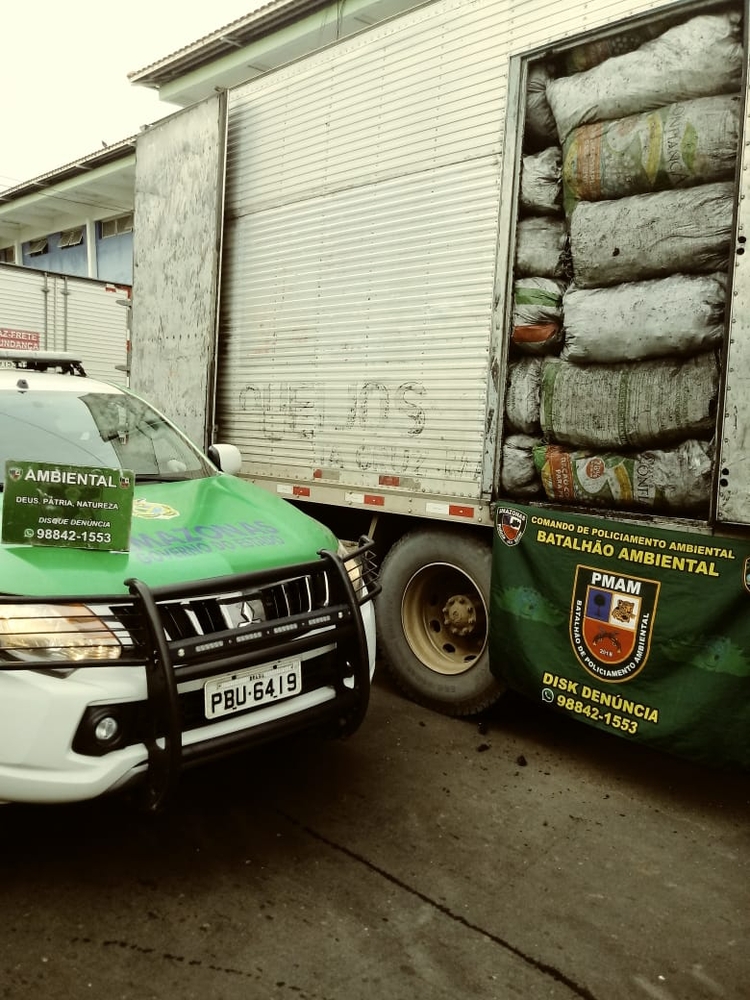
[2,460,134,552]
[490,503,750,770]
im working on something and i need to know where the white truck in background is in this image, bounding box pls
[0,264,130,383]
[128,0,750,719]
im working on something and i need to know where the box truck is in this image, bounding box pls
[0,263,130,382]
[129,0,750,761]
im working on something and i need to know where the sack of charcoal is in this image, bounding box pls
[547,11,742,144]
[561,273,726,363]
[515,217,569,279]
[533,438,713,513]
[561,15,682,74]
[562,94,739,211]
[525,63,558,149]
[540,353,719,449]
[505,357,543,434]
[511,278,567,354]
[501,434,544,499]
[520,147,563,215]
[569,181,733,287]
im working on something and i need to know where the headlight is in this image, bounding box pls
[0,603,122,664]
[337,541,365,598]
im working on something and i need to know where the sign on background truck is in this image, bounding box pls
[129,0,750,765]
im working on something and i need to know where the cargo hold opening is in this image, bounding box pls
[498,0,747,527]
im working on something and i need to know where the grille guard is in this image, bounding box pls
[0,536,379,810]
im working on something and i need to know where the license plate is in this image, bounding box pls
[204,659,302,719]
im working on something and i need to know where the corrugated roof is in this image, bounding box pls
[128,0,329,88]
[0,137,137,203]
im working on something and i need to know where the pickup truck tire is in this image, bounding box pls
[376,527,505,716]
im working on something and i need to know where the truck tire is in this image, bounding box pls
[376,527,505,716]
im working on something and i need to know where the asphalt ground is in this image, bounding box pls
[1,671,748,1000]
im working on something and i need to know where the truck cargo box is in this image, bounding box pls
[130,0,750,736]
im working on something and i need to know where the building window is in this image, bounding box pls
[100,213,134,238]
[0,246,15,264]
[58,227,84,249]
[27,238,49,257]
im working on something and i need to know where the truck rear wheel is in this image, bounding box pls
[376,527,504,716]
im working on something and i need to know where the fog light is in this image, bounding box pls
[94,716,119,743]
[73,705,138,757]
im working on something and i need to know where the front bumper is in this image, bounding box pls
[0,540,378,807]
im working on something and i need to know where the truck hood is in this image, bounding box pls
[0,475,339,597]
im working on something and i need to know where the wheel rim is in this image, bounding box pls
[400,561,488,676]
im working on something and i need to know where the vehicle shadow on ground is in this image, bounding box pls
[1,668,747,859]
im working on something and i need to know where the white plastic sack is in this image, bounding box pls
[569,181,733,288]
[561,273,726,363]
[505,357,542,434]
[533,439,713,512]
[547,12,743,144]
[520,147,562,215]
[515,217,568,278]
[540,353,719,449]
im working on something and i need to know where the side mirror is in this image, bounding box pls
[207,443,243,476]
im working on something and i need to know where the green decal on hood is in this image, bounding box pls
[0,476,338,596]
[130,519,285,563]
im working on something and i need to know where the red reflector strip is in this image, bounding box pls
[449,504,474,518]
[293,486,310,497]
[379,474,400,487]
[364,494,385,506]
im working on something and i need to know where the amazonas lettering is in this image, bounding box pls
[130,520,285,561]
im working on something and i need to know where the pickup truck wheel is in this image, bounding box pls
[376,528,504,716]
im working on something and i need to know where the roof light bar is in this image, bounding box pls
[0,349,87,376]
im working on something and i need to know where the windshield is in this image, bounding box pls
[0,388,215,487]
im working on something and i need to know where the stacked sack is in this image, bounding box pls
[501,64,568,499]
[503,9,743,514]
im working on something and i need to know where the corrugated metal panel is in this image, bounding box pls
[0,266,50,347]
[225,1,508,215]
[219,0,511,498]
[504,0,682,51]
[217,0,729,503]
[221,158,499,496]
[59,278,130,383]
